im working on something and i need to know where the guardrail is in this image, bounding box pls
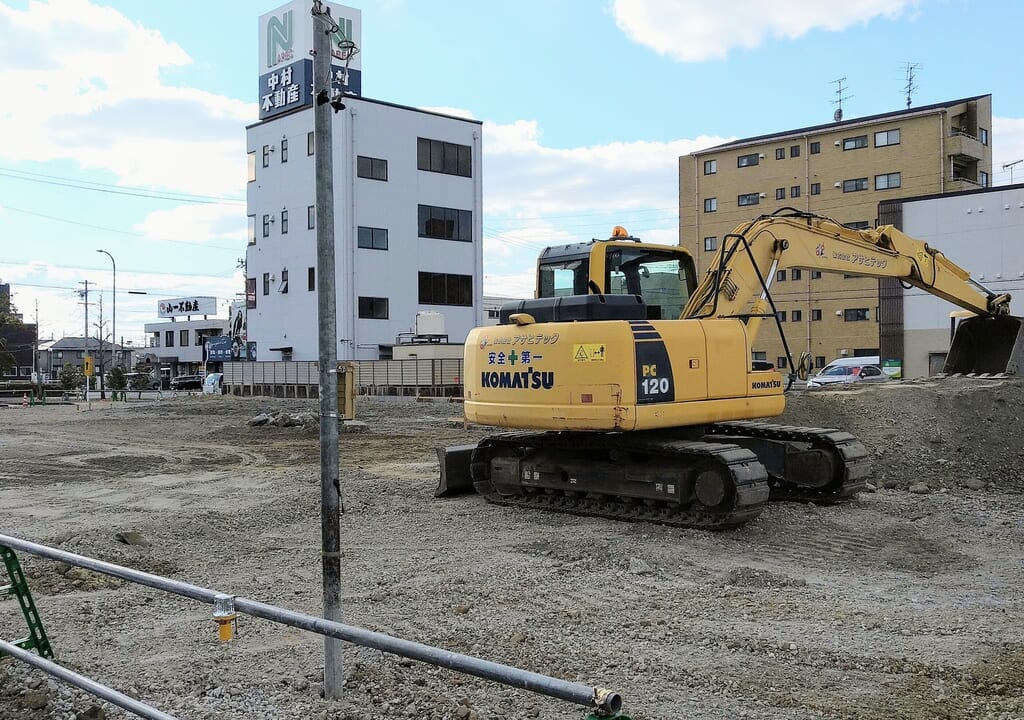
[0,534,625,718]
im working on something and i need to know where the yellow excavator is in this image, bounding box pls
[437,209,1023,529]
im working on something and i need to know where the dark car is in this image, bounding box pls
[169,375,205,391]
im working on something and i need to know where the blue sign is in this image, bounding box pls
[258,59,362,120]
[206,336,234,361]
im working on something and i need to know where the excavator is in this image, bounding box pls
[436,208,1024,529]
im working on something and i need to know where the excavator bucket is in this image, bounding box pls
[944,315,1024,376]
[435,444,479,497]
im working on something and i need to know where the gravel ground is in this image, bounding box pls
[1,380,1023,720]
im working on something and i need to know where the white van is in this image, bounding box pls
[819,356,879,375]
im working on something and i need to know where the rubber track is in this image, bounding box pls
[705,420,873,503]
[471,431,770,530]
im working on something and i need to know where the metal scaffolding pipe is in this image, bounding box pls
[0,639,178,720]
[0,535,622,714]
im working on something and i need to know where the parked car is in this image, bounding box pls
[806,364,890,389]
[202,373,225,395]
[124,372,160,391]
[169,374,205,392]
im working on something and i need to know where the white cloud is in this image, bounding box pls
[611,0,917,62]
[993,116,1024,185]
[0,0,255,195]
[134,202,247,244]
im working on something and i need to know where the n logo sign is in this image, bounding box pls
[265,10,294,68]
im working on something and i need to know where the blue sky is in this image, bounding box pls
[2,0,1023,343]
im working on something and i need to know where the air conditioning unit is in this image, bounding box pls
[834,182,842,188]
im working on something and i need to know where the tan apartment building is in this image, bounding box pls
[679,94,992,373]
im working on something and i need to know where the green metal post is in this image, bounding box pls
[0,546,54,659]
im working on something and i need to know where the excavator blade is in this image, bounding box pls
[435,444,479,497]
[944,315,1024,376]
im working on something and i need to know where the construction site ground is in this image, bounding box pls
[1,378,1023,720]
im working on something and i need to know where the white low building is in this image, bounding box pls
[245,1,483,361]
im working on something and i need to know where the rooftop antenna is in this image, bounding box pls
[831,76,852,122]
[1004,159,1023,185]
[902,62,921,108]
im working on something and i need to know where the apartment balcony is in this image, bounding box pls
[948,175,982,193]
[946,131,985,161]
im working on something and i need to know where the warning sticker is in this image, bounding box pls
[573,344,607,362]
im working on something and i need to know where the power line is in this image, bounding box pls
[0,167,244,205]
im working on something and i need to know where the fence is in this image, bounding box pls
[0,534,624,719]
[222,359,465,399]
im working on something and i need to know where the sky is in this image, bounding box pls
[2,0,1024,345]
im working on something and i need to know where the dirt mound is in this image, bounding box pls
[780,377,1024,494]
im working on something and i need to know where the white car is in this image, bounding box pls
[806,364,890,389]
[202,373,225,395]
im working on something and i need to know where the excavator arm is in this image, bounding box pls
[682,209,1020,376]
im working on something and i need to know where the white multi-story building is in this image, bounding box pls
[245,1,483,361]
[878,184,1024,378]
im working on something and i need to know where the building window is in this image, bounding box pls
[980,170,989,187]
[738,192,760,207]
[842,177,869,193]
[811,309,822,321]
[791,309,802,322]
[248,215,256,245]
[875,129,900,147]
[776,270,786,282]
[358,296,389,319]
[737,153,760,167]
[262,144,270,167]
[790,185,801,198]
[776,311,787,322]
[281,209,289,234]
[262,272,270,296]
[704,197,717,213]
[179,329,189,347]
[247,152,256,182]
[775,187,786,200]
[307,131,314,155]
[875,172,901,190]
[418,204,473,242]
[357,156,388,181]
[417,137,472,177]
[246,278,257,308]
[307,205,315,230]
[844,308,870,322]
[811,270,821,279]
[810,141,821,154]
[791,269,802,280]
[790,145,800,158]
[703,236,717,252]
[843,135,868,151]
[775,148,785,160]
[810,182,821,195]
[357,226,389,250]
[418,272,473,306]
[308,267,315,291]
[280,269,288,294]
[777,356,788,369]
[980,128,988,145]
[281,138,288,163]
[703,159,717,175]
[815,356,825,368]
[165,331,174,348]
[262,214,270,237]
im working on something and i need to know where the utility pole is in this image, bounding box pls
[78,280,92,401]
[93,293,108,399]
[33,300,39,398]
[312,0,343,699]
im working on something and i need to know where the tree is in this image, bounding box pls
[108,366,127,391]
[58,363,83,391]
[0,293,22,374]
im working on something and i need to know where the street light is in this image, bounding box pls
[96,250,115,368]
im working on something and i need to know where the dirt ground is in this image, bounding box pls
[1,379,1023,720]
